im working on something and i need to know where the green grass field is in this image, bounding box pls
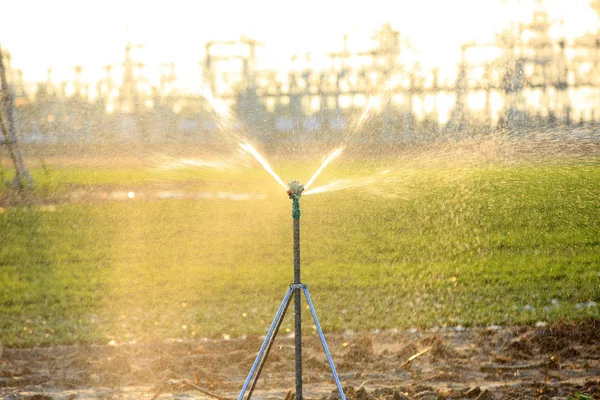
[1,153,599,347]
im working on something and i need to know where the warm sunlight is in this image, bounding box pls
[2,1,600,399]
[2,0,598,88]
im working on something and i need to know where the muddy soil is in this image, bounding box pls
[1,321,599,400]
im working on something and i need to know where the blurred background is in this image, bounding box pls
[2,0,600,144]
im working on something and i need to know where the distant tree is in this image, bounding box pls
[0,44,32,189]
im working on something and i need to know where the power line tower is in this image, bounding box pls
[119,42,147,139]
[203,36,267,130]
[120,42,144,114]
[357,24,404,141]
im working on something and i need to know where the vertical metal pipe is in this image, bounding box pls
[293,216,302,400]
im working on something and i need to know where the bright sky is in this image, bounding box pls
[1,0,598,91]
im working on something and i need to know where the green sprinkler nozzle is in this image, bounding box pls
[287,180,304,219]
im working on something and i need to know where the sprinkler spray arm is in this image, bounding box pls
[287,180,304,219]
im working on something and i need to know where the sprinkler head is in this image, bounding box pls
[287,180,304,199]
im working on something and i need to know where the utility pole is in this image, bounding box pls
[0,44,32,189]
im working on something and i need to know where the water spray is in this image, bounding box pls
[237,180,346,400]
[240,142,288,191]
[305,147,344,190]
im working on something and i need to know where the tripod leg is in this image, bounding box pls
[246,288,293,399]
[302,287,346,400]
[238,287,294,400]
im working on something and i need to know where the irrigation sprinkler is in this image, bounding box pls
[237,180,346,400]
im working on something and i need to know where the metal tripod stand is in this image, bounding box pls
[237,181,346,400]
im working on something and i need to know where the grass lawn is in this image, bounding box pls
[1,153,599,347]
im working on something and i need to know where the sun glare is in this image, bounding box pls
[3,0,598,89]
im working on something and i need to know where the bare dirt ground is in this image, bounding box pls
[1,321,599,400]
